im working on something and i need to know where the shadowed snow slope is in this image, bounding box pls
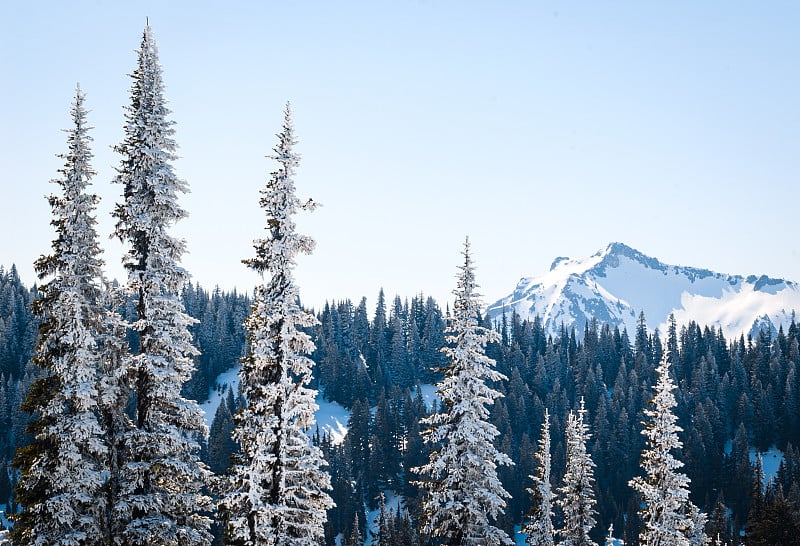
[200,365,351,445]
[486,242,800,338]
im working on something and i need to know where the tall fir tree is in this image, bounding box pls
[557,398,597,546]
[220,104,333,545]
[111,25,212,545]
[12,87,110,546]
[628,350,706,546]
[524,408,555,546]
[414,238,513,546]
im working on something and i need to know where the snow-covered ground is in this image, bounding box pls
[514,525,527,545]
[515,526,623,545]
[0,504,10,536]
[418,383,439,411]
[752,446,784,486]
[364,490,403,544]
[314,395,350,445]
[199,365,351,445]
[723,440,785,488]
[199,365,241,429]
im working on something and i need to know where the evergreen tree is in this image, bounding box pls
[111,24,212,545]
[346,397,371,504]
[220,104,333,545]
[414,238,513,546]
[524,408,555,546]
[369,289,388,385]
[557,398,597,546]
[12,87,109,546]
[629,350,704,546]
[207,397,237,475]
[344,512,362,546]
[744,455,766,545]
[751,482,800,545]
[0,459,10,507]
[0,266,37,382]
[390,507,420,546]
[706,494,732,546]
[372,493,390,546]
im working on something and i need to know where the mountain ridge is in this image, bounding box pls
[485,242,799,338]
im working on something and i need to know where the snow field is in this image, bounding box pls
[722,439,785,489]
[753,446,784,487]
[200,365,241,429]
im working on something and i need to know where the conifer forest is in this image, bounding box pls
[1,24,799,546]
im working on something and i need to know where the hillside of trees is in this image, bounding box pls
[306,294,800,544]
[4,264,800,543]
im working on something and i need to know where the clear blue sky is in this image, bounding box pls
[1,1,798,311]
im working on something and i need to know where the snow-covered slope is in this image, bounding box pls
[486,242,800,338]
[200,364,351,445]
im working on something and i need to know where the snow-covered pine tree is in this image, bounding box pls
[414,238,513,546]
[11,86,109,546]
[111,24,212,545]
[628,350,705,546]
[524,408,555,546]
[603,525,615,546]
[372,492,390,546]
[557,398,597,546]
[220,104,333,545]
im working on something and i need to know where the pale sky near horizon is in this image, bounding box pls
[1,1,798,312]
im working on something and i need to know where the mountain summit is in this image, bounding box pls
[486,242,799,337]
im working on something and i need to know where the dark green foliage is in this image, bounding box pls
[746,481,800,545]
[0,459,11,507]
[182,284,250,402]
[0,267,37,383]
[9,374,58,544]
[343,512,363,546]
[707,493,734,546]
[206,388,238,475]
[312,291,446,406]
[0,268,39,464]
[320,435,363,545]
[5,264,800,544]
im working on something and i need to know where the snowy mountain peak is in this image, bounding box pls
[544,242,673,280]
[549,256,571,271]
[486,243,800,338]
[594,241,662,270]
